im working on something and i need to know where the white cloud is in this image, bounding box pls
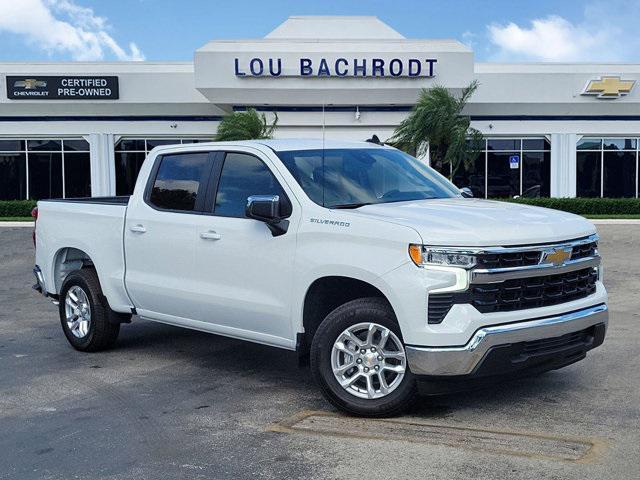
[486,1,640,62]
[0,0,145,61]
[461,31,478,50]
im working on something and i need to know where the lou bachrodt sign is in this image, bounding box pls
[6,76,119,100]
[234,57,437,78]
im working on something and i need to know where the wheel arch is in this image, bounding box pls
[298,275,396,355]
[51,247,94,294]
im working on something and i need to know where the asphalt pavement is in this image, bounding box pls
[0,225,638,479]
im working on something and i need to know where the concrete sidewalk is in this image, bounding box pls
[0,222,32,227]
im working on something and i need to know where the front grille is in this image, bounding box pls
[476,251,541,269]
[428,267,598,324]
[521,327,593,356]
[474,238,598,269]
[571,241,598,260]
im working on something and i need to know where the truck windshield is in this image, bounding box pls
[275,148,460,208]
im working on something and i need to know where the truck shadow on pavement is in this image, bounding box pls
[112,317,580,420]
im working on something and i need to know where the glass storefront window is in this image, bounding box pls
[522,152,551,197]
[603,138,636,151]
[28,152,63,200]
[64,152,92,198]
[438,137,550,198]
[576,137,639,198]
[63,139,90,151]
[146,139,184,149]
[0,138,90,200]
[0,153,27,200]
[115,152,146,196]
[487,152,520,197]
[452,157,485,198]
[114,137,215,195]
[577,138,602,150]
[576,152,601,197]
[0,140,25,151]
[522,138,551,151]
[603,151,636,197]
[116,139,146,151]
[27,139,63,151]
[487,139,520,151]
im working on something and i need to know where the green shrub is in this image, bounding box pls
[496,197,640,215]
[0,200,37,217]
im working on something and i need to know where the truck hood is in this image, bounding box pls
[352,198,596,246]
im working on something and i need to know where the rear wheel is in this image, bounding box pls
[59,269,124,352]
[310,297,417,417]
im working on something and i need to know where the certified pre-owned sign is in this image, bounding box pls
[6,76,119,100]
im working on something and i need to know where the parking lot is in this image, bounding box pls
[1,224,638,480]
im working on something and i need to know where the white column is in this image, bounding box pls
[85,133,116,197]
[550,133,578,198]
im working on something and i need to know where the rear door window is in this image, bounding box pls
[148,152,212,212]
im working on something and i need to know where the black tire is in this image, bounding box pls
[310,297,418,417]
[58,268,122,352]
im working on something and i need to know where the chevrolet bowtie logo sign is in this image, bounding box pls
[583,76,635,98]
[14,79,47,89]
[541,247,572,267]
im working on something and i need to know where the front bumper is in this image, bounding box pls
[406,303,608,376]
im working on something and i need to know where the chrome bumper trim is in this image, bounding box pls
[406,304,608,376]
[470,256,600,284]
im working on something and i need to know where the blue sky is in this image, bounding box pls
[0,0,638,63]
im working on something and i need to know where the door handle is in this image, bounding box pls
[200,230,221,240]
[130,224,147,233]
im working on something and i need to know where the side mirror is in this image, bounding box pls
[460,187,474,198]
[246,195,289,236]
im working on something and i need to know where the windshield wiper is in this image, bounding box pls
[329,202,374,209]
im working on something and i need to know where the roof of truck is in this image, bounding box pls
[209,138,391,152]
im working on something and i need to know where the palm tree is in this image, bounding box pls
[215,108,278,141]
[390,81,483,179]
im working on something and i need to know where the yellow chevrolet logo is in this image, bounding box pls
[542,247,572,267]
[14,79,47,90]
[584,76,635,98]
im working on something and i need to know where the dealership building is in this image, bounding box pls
[1,15,640,201]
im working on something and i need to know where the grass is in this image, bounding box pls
[0,217,33,222]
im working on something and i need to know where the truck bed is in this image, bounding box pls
[34,196,132,312]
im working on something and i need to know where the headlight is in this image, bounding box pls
[409,244,477,269]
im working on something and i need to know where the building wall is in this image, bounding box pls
[1,20,640,201]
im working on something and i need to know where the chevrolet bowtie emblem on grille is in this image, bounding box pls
[14,79,47,89]
[541,247,572,267]
[583,76,635,98]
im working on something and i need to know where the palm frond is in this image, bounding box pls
[390,81,483,179]
[215,108,278,141]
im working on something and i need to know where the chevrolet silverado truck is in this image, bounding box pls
[32,140,608,416]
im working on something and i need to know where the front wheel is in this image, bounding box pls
[310,298,417,417]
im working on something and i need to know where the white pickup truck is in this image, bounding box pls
[33,139,608,416]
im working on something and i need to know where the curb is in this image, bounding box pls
[0,222,33,227]
[590,220,640,225]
